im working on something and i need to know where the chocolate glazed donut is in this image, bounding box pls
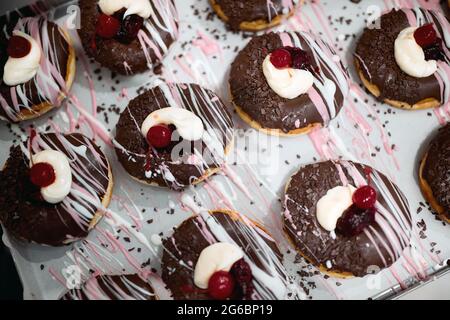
[283,161,412,278]
[355,8,450,110]
[114,82,234,191]
[210,0,301,32]
[419,123,450,223]
[0,132,113,246]
[62,274,157,300]
[230,32,349,136]
[0,17,76,123]
[161,210,291,300]
[78,0,178,75]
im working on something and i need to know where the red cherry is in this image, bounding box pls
[208,271,235,300]
[7,35,31,58]
[270,48,292,69]
[414,24,438,48]
[231,258,253,284]
[146,124,172,149]
[30,162,56,188]
[336,204,376,237]
[96,14,121,39]
[231,258,254,300]
[352,185,377,209]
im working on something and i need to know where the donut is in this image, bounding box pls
[114,82,234,191]
[419,123,450,223]
[78,0,179,75]
[230,32,349,136]
[0,132,113,246]
[210,0,301,32]
[355,8,450,110]
[62,274,157,300]
[161,209,291,300]
[0,17,76,123]
[283,161,412,278]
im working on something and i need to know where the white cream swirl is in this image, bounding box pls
[394,27,437,78]
[194,242,244,289]
[141,107,204,141]
[98,0,152,19]
[316,185,356,232]
[32,150,72,204]
[262,54,314,100]
[3,31,41,86]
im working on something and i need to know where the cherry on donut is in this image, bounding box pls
[208,271,235,300]
[7,35,31,58]
[414,24,437,48]
[287,47,311,71]
[96,14,121,39]
[117,14,144,43]
[424,40,445,62]
[270,48,292,69]
[231,258,252,284]
[146,124,172,149]
[30,162,56,188]
[352,185,377,209]
[336,205,376,237]
[231,258,254,299]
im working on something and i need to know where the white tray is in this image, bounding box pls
[1,0,449,300]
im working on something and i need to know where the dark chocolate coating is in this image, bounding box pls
[161,212,283,300]
[62,274,156,300]
[114,83,233,190]
[0,133,110,246]
[213,0,289,30]
[355,9,446,105]
[0,18,70,122]
[230,32,346,133]
[283,161,412,277]
[78,0,177,75]
[422,123,450,218]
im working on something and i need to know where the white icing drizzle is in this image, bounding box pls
[283,160,413,275]
[117,81,233,190]
[0,17,70,122]
[400,8,450,104]
[3,31,42,86]
[338,161,412,265]
[279,32,350,124]
[135,0,179,72]
[63,274,156,300]
[20,132,110,243]
[180,194,297,300]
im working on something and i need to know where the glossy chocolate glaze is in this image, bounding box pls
[355,9,446,105]
[0,133,110,246]
[230,32,347,133]
[283,161,412,277]
[161,212,283,300]
[423,123,450,218]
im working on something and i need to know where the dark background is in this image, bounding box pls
[0,228,23,300]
